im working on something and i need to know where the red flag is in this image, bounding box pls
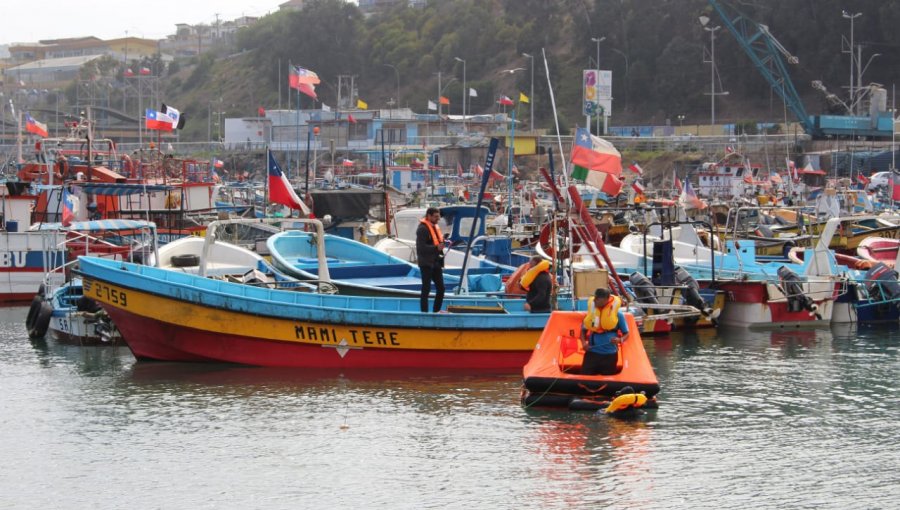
[347,114,356,124]
[857,173,870,187]
[61,189,79,226]
[258,107,266,116]
[267,151,309,214]
[289,66,320,89]
[297,82,317,100]
[628,163,643,175]
[144,109,174,131]
[498,95,514,106]
[474,164,484,177]
[632,180,645,194]
[25,113,48,137]
[123,68,134,77]
[439,96,450,105]
[457,162,464,177]
[674,171,683,193]
[139,67,151,75]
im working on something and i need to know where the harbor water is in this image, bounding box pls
[1,304,898,509]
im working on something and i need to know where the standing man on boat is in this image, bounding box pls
[416,207,446,313]
[523,256,552,313]
[580,287,629,375]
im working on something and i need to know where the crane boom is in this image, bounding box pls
[707,0,816,136]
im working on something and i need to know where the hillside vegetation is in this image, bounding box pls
[153,0,900,142]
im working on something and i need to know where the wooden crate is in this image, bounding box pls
[573,269,609,298]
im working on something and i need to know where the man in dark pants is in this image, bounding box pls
[415,207,446,313]
[523,255,552,313]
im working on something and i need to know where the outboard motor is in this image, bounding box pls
[864,263,900,308]
[777,265,819,316]
[628,271,659,305]
[674,266,714,317]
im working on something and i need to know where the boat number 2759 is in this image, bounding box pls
[93,283,128,307]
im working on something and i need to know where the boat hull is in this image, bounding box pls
[713,280,836,328]
[78,257,552,369]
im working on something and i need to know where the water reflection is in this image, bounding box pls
[2,304,900,508]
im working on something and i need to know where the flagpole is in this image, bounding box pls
[380,129,391,236]
[296,87,302,182]
[542,48,570,192]
[507,109,516,228]
[264,146,270,215]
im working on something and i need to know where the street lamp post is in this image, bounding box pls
[678,114,686,128]
[384,63,400,109]
[857,52,880,113]
[591,36,605,135]
[699,16,722,127]
[843,10,862,115]
[454,57,466,131]
[522,52,534,130]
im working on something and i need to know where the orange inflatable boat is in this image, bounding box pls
[522,311,660,412]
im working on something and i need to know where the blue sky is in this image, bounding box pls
[5,0,287,45]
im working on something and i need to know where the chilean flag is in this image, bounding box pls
[267,151,310,214]
[25,113,49,138]
[145,109,174,131]
[61,188,79,226]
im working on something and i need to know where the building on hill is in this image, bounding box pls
[358,0,427,15]
[4,55,103,86]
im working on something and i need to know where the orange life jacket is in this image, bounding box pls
[419,218,443,247]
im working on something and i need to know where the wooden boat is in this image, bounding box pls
[521,312,659,411]
[75,254,576,368]
[857,237,900,268]
[36,219,300,345]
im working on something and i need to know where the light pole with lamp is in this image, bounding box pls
[384,63,400,109]
[843,10,862,115]
[677,114,686,128]
[699,16,726,128]
[522,52,534,130]
[856,52,880,113]
[591,36,605,135]
[454,57,466,131]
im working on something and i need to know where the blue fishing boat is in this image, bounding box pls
[267,230,505,297]
[73,260,567,369]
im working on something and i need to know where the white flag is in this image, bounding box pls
[427,100,437,111]
[469,88,478,97]
[322,103,332,112]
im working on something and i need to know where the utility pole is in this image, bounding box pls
[843,11,862,115]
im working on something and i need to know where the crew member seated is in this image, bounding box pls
[579,287,629,375]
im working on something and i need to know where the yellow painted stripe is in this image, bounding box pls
[83,278,538,352]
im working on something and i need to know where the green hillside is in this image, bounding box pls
[145,0,900,141]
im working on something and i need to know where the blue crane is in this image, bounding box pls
[707,0,893,139]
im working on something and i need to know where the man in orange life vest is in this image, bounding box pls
[415,207,446,313]
[580,287,629,375]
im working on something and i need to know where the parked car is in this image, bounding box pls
[867,171,893,191]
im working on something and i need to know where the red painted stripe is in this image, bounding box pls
[106,307,532,369]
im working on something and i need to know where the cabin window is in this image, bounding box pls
[736,168,744,176]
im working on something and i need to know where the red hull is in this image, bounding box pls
[106,307,532,369]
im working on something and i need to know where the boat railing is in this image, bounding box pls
[40,221,158,297]
[201,217,331,287]
[629,302,703,322]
